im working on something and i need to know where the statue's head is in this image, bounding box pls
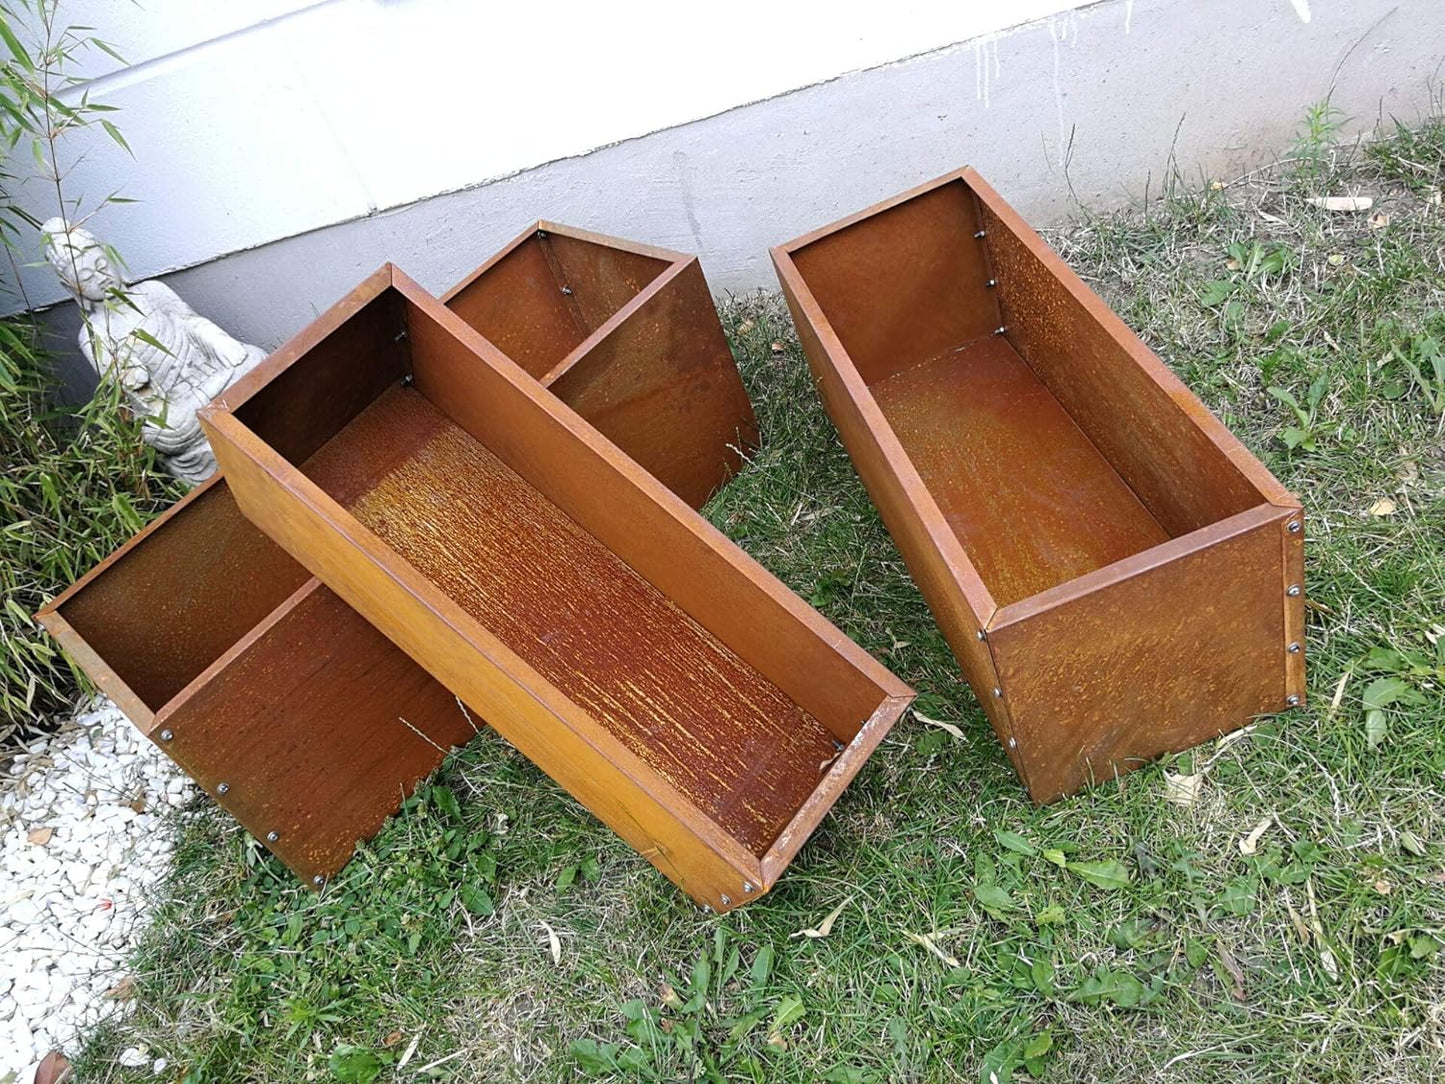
[41,218,121,303]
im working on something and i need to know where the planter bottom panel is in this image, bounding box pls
[302,385,838,857]
[870,336,1169,606]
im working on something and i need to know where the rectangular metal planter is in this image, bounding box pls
[37,224,759,884]
[445,221,757,508]
[772,167,1305,802]
[199,265,911,909]
[35,476,472,884]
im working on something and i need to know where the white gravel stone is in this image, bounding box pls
[0,698,191,1078]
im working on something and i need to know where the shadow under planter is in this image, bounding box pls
[38,225,759,886]
[199,266,911,909]
[772,167,1306,802]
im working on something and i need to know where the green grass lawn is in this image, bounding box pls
[76,114,1443,1083]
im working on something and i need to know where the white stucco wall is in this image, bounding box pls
[2,0,1088,312]
[12,0,1445,397]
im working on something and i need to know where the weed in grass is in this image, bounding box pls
[75,115,1445,1083]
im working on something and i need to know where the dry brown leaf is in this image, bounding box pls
[103,975,136,1001]
[770,340,785,355]
[792,896,851,939]
[1373,879,1393,896]
[34,1050,72,1084]
[1238,816,1274,855]
[1368,212,1392,229]
[903,930,960,967]
[1216,941,1247,1001]
[913,710,964,741]
[1307,195,1374,212]
[539,921,562,966]
[27,826,53,846]
[1369,497,1398,517]
[1286,898,1312,943]
[382,1031,405,1048]
[736,318,756,334]
[1163,771,1203,807]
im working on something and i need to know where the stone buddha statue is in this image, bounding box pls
[41,219,266,484]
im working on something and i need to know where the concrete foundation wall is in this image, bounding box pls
[32,0,1445,393]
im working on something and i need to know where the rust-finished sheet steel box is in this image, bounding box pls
[37,224,760,885]
[199,266,911,910]
[772,168,1305,802]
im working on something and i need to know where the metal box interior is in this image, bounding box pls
[773,168,1305,801]
[202,267,911,908]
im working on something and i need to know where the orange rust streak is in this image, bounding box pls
[302,387,835,856]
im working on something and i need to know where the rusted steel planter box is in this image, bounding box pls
[444,221,757,508]
[38,224,757,885]
[772,168,1304,802]
[36,477,471,884]
[199,266,911,909]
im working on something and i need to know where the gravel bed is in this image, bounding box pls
[1,699,189,1081]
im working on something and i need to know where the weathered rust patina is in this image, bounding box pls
[198,266,911,909]
[37,225,760,884]
[772,167,1305,801]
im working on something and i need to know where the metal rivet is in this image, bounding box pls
[985,278,998,288]
[1286,695,1300,707]
[719,894,731,907]
[536,229,548,238]
[560,286,573,295]
[312,875,325,886]
[1287,520,1302,534]
[974,230,987,239]
[216,782,230,795]
[1007,737,1017,749]
[743,883,754,894]
[266,831,279,843]
[159,729,173,742]
[1288,642,1301,654]
[832,738,844,751]
[702,904,713,914]
[992,687,1003,698]
[993,326,1008,336]
[976,630,986,641]
[393,328,408,343]
[401,373,414,387]
[1287,584,1301,597]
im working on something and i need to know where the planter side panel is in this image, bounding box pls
[774,261,1021,772]
[445,233,589,379]
[204,413,763,910]
[549,259,758,508]
[976,188,1275,537]
[989,506,1295,802]
[43,479,311,721]
[786,182,999,386]
[162,582,469,881]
